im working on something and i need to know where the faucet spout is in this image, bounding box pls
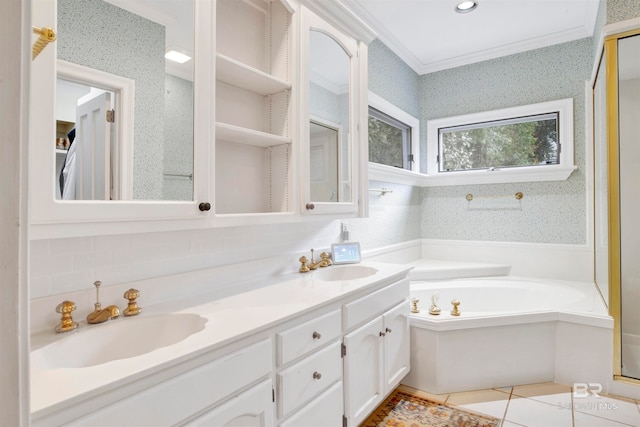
[86,280,120,324]
[87,303,120,324]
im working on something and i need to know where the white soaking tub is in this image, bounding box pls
[403,276,613,394]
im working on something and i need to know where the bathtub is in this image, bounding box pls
[403,276,614,394]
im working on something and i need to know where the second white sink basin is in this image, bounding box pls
[315,265,378,281]
[31,313,207,370]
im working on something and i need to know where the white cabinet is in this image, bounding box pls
[298,4,372,217]
[40,339,273,427]
[183,380,274,427]
[342,279,410,427]
[29,0,215,238]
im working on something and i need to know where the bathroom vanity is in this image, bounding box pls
[30,263,411,426]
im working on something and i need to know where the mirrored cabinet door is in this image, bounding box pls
[299,5,367,216]
[30,0,214,238]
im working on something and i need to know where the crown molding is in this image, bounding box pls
[296,0,377,43]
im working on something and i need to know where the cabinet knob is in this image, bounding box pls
[379,331,386,337]
[305,203,315,210]
[198,202,211,212]
[385,327,392,334]
[312,331,321,340]
[313,371,322,380]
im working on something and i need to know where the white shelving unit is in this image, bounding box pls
[215,0,292,215]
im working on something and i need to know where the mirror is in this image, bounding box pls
[617,33,640,380]
[55,0,194,201]
[308,29,351,203]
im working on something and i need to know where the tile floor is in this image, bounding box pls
[399,382,640,427]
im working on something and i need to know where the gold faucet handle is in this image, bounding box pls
[298,256,310,273]
[123,288,142,316]
[451,299,461,316]
[320,252,332,266]
[55,300,79,333]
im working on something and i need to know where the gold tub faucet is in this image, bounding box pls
[87,281,121,324]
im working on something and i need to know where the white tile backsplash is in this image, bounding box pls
[30,220,344,298]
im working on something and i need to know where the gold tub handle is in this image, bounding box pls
[32,26,56,60]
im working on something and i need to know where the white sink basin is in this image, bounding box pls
[31,313,207,369]
[314,265,378,281]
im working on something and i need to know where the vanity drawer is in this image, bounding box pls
[343,278,409,329]
[277,309,341,365]
[279,381,343,427]
[277,340,342,418]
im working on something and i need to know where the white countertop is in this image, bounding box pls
[30,262,411,417]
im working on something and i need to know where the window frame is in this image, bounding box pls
[368,92,421,185]
[426,98,577,186]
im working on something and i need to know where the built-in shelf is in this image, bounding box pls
[216,53,290,96]
[216,122,291,148]
[55,149,68,156]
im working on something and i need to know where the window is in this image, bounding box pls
[426,98,576,186]
[368,107,412,169]
[440,113,559,172]
[367,92,420,184]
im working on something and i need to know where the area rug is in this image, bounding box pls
[360,388,501,427]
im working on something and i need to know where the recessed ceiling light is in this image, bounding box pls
[455,0,478,13]
[165,50,192,64]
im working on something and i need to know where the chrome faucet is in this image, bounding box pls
[87,281,120,324]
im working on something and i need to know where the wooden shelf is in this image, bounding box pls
[216,53,290,96]
[216,122,290,148]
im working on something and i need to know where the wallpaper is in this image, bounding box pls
[418,38,593,244]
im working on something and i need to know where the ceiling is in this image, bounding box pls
[342,0,601,75]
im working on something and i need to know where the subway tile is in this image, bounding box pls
[49,270,95,295]
[30,239,50,258]
[93,234,131,251]
[31,253,74,277]
[73,250,114,271]
[50,236,93,254]
[29,275,52,299]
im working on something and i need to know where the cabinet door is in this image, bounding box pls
[343,316,384,426]
[299,6,366,216]
[30,0,213,238]
[383,300,411,391]
[183,380,274,427]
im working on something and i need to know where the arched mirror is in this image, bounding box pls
[308,29,351,204]
[301,5,364,216]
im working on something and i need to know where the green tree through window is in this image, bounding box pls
[440,114,558,172]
